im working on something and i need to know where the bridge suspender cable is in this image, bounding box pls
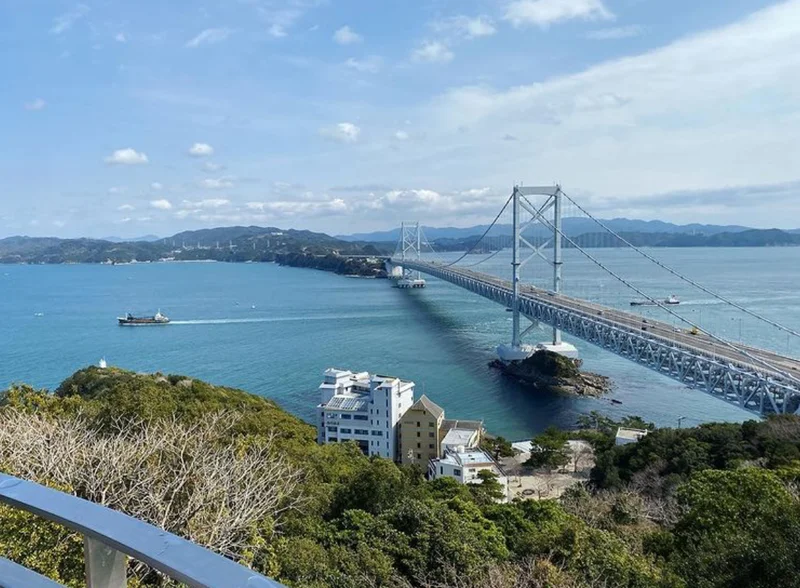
[559,190,800,342]
[442,193,514,268]
[520,195,800,387]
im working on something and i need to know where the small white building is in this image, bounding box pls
[615,427,648,446]
[317,368,415,460]
[428,447,509,502]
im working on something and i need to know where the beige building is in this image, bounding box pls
[399,395,445,467]
[399,396,484,468]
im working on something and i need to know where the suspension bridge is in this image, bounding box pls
[388,185,800,417]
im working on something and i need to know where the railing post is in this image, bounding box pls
[84,537,127,588]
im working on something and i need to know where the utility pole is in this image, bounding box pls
[677,416,687,429]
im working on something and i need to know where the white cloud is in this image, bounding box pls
[150,182,163,191]
[586,25,643,40]
[188,143,214,157]
[395,131,410,141]
[50,4,89,35]
[150,199,173,210]
[117,204,135,211]
[104,148,148,165]
[434,15,497,39]
[416,0,800,216]
[109,187,126,195]
[505,0,613,28]
[412,41,454,64]
[185,28,232,48]
[115,32,127,43]
[244,198,348,218]
[181,198,230,209]
[255,1,323,39]
[319,122,361,143]
[203,161,225,172]
[52,220,66,228]
[333,25,362,45]
[345,56,383,74]
[268,24,287,38]
[24,98,46,111]
[200,177,234,190]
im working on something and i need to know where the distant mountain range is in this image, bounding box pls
[338,218,775,242]
[100,234,161,243]
[3,221,799,265]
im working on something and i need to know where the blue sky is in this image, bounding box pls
[2,0,799,238]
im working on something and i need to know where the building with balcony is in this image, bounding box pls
[317,368,415,460]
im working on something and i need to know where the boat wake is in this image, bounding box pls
[170,314,392,326]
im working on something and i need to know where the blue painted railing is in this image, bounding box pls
[0,473,286,588]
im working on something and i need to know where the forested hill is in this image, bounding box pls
[0,226,388,273]
[4,368,800,587]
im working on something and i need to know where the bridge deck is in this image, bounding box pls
[392,258,800,415]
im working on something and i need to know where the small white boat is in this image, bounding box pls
[98,358,107,368]
[664,295,680,305]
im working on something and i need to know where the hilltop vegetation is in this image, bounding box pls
[2,369,800,587]
[0,227,388,276]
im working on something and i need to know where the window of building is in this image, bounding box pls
[416,421,421,427]
[440,466,443,475]
[354,414,368,421]
[341,414,351,420]
[429,422,435,427]
[428,432,434,438]
[416,432,420,437]
[371,430,382,436]
[327,426,337,432]
[453,469,461,476]
[416,443,420,449]
[429,444,434,449]
[354,429,369,435]
[469,468,476,472]
[330,438,338,443]
[340,428,352,434]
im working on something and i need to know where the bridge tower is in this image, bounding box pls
[497,185,578,362]
[396,222,426,288]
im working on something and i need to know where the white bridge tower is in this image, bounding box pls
[396,222,426,288]
[497,185,578,362]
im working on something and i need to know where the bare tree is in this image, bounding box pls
[0,409,306,576]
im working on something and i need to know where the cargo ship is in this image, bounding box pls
[118,310,170,326]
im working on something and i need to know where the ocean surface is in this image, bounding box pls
[2,247,799,440]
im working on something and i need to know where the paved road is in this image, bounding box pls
[402,260,800,380]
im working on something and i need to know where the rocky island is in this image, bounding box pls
[489,349,612,397]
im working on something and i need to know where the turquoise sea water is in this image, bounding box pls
[2,247,799,440]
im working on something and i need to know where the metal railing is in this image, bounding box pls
[0,473,286,588]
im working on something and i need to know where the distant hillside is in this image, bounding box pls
[101,234,161,243]
[340,218,760,242]
[431,228,800,251]
[0,227,390,275]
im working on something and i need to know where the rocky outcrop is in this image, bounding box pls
[489,350,612,397]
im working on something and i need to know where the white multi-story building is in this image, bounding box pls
[317,368,415,460]
[428,447,509,502]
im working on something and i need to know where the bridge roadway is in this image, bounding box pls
[392,258,800,415]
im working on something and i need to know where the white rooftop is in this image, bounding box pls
[440,448,495,468]
[616,427,648,441]
[442,428,477,449]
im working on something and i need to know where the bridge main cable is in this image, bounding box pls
[560,189,800,341]
[442,193,513,268]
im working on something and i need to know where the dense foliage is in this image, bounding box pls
[2,369,800,587]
